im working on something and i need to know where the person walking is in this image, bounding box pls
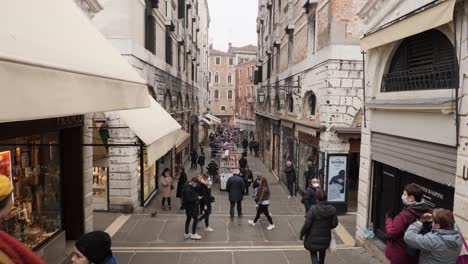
[239,153,248,170]
[0,175,45,264]
[73,231,117,264]
[197,152,206,174]
[404,208,462,264]
[198,174,215,232]
[253,140,260,157]
[248,176,275,230]
[243,166,253,195]
[159,168,174,210]
[226,172,245,220]
[300,189,339,264]
[303,178,320,214]
[242,137,249,156]
[182,177,203,240]
[207,159,219,182]
[190,149,198,169]
[176,166,188,210]
[385,183,432,264]
[249,138,255,155]
[284,160,296,199]
[304,161,315,189]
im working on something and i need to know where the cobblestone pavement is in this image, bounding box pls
[93,154,383,264]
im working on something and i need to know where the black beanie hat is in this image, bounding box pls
[75,231,113,264]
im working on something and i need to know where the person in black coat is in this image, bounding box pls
[190,149,198,169]
[303,178,320,214]
[182,177,203,240]
[206,159,218,182]
[226,173,245,220]
[253,140,260,157]
[284,160,296,198]
[238,154,248,169]
[300,189,339,264]
[176,166,188,210]
[197,152,206,174]
[249,139,255,155]
[242,138,249,156]
[242,166,254,195]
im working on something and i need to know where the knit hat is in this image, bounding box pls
[75,231,112,264]
[0,175,13,202]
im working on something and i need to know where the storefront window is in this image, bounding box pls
[93,120,109,211]
[138,147,157,205]
[0,133,62,250]
[298,142,316,193]
[92,167,108,211]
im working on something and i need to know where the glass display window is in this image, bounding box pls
[92,167,108,211]
[0,132,62,250]
[138,147,157,205]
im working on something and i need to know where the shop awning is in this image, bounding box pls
[0,0,149,123]
[360,0,456,50]
[205,113,221,124]
[116,97,181,165]
[202,117,212,126]
[175,130,191,153]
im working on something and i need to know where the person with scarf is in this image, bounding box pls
[198,174,215,232]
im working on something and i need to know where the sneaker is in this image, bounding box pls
[267,224,275,230]
[190,233,202,240]
[205,227,214,232]
[184,233,190,239]
[248,220,256,226]
[288,196,292,199]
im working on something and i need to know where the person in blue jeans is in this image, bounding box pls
[300,189,339,264]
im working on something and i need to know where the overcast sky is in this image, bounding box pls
[207,0,258,51]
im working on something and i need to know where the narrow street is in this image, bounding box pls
[94,155,382,264]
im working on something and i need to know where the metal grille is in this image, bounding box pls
[382,63,457,92]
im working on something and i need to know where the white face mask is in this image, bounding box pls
[401,194,411,205]
[312,183,319,188]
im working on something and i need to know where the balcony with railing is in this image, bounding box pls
[381,64,458,92]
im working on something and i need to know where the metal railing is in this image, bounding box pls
[381,64,457,92]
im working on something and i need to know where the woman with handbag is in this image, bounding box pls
[300,189,339,264]
[159,168,174,210]
[198,174,215,232]
[248,176,275,230]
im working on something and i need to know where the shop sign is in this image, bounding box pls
[327,154,348,203]
[56,115,84,129]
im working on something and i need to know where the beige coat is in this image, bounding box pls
[159,175,173,197]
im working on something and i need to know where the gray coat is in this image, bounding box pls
[404,222,462,264]
[226,175,245,202]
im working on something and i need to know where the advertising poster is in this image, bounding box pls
[327,155,347,202]
[0,151,12,177]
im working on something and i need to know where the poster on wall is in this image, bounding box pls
[0,151,14,201]
[327,155,348,202]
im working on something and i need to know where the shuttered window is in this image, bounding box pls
[165,31,173,65]
[144,7,156,54]
[382,29,457,92]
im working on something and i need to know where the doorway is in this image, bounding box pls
[347,153,360,212]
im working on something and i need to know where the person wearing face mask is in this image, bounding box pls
[404,209,462,264]
[303,178,320,214]
[182,177,203,240]
[385,183,432,264]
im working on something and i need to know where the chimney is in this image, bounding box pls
[228,42,232,48]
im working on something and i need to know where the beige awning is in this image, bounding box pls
[360,0,456,50]
[205,113,221,124]
[0,0,149,123]
[202,117,212,126]
[116,97,181,165]
[175,130,191,153]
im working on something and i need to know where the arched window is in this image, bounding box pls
[220,105,226,111]
[228,73,232,84]
[287,96,294,113]
[215,72,219,84]
[383,29,457,92]
[209,72,212,83]
[307,93,316,116]
[185,94,190,108]
[250,105,254,118]
[214,90,219,99]
[228,90,233,100]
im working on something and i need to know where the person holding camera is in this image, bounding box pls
[384,183,432,264]
[404,209,462,264]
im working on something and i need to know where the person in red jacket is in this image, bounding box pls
[385,183,432,264]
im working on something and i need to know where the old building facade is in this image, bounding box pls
[209,48,236,124]
[255,0,366,212]
[90,0,210,212]
[356,0,467,260]
[235,59,257,133]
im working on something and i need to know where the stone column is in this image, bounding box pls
[82,114,94,233]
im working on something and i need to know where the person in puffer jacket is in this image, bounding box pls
[385,183,432,264]
[404,208,462,264]
[300,189,338,264]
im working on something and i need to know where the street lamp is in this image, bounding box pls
[258,92,266,103]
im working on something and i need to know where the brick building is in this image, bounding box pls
[255,0,365,213]
[235,59,257,133]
